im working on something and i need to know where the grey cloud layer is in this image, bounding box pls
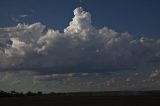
[0,7,160,74]
[1,69,159,92]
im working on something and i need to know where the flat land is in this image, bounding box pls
[0,95,160,106]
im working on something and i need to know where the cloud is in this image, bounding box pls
[149,69,160,81]
[79,0,84,3]
[0,7,160,75]
[33,73,90,82]
[11,13,30,23]
[19,14,29,18]
[11,17,19,22]
[0,68,160,92]
[106,78,115,87]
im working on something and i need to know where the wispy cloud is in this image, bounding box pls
[11,9,35,23]
[18,14,29,18]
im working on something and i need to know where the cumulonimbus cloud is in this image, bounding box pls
[0,7,160,74]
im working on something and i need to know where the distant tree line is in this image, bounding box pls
[1,90,160,97]
[0,90,109,97]
[0,90,43,97]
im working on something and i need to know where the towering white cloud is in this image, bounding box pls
[64,7,93,39]
[0,7,160,74]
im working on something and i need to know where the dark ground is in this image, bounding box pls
[0,95,160,106]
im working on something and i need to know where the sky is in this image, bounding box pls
[0,0,160,37]
[0,0,160,92]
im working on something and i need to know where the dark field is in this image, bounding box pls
[0,95,160,106]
